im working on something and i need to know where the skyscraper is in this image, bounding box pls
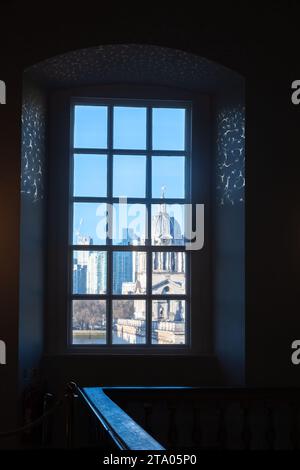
[73,235,107,294]
[87,251,107,294]
[113,252,133,294]
[73,261,87,294]
[113,228,135,294]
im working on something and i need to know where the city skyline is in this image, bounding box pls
[72,105,187,345]
[73,201,186,297]
[73,196,186,246]
[72,199,186,345]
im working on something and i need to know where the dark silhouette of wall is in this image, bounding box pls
[18,79,46,395]
[213,90,245,385]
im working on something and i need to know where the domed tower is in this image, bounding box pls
[152,186,182,246]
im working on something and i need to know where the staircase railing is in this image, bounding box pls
[65,383,165,451]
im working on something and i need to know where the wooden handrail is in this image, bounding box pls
[76,386,165,451]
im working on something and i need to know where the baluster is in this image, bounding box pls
[290,402,299,450]
[86,412,93,445]
[93,414,101,446]
[265,404,276,450]
[168,404,177,447]
[192,405,201,447]
[65,382,78,449]
[42,392,55,447]
[241,404,252,450]
[217,402,227,449]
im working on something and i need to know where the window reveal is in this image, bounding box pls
[70,100,191,347]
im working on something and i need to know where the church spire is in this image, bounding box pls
[160,185,167,214]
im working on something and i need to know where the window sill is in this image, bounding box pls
[44,348,214,358]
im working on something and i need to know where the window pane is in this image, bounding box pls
[152,252,185,294]
[113,203,147,245]
[112,300,146,344]
[151,204,185,246]
[72,300,106,345]
[73,203,107,245]
[152,156,185,199]
[73,154,107,197]
[152,300,186,345]
[113,251,146,294]
[152,108,185,151]
[73,251,107,294]
[113,155,146,198]
[113,107,146,149]
[74,105,107,149]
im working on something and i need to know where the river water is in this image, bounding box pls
[73,332,146,345]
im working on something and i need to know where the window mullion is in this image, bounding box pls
[107,105,113,345]
[146,106,152,345]
[69,104,75,346]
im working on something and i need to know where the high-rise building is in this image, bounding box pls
[87,251,107,294]
[73,235,108,295]
[72,235,92,294]
[113,228,135,294]
[113,252,133,294]
[73,262,87,294]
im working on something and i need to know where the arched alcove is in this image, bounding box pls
[19,45,245,403]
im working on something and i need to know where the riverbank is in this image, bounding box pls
[73,330,106,337]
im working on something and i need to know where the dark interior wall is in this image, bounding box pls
[18,79,46,391]
[0,4,299,444]
[0,57,22,446]
[213,91,245,385]
[246,59,300,387]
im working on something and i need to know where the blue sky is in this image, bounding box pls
[73,203,185,245]
[74,106,107,148]
[73,105,186,243]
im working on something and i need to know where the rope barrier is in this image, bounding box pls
[0,397,65,439]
